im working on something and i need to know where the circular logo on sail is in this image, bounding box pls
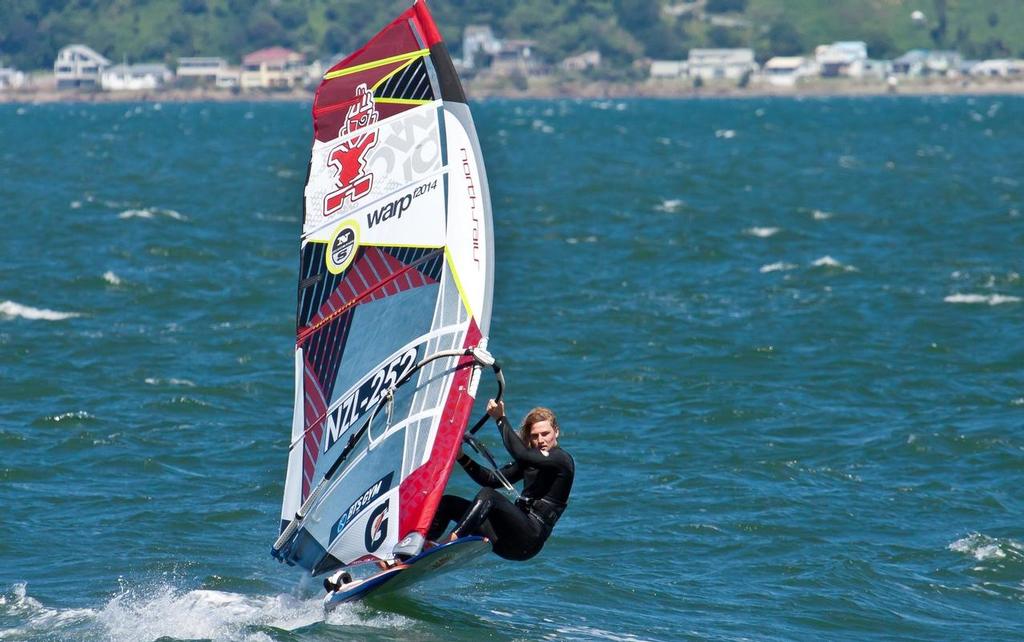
[326,220,360,274]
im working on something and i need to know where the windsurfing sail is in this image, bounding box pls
[271,0,495,576]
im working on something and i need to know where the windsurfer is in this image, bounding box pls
[427,400,575,561]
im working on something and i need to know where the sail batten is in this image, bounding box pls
[275,1,493,575]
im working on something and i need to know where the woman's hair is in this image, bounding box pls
[519,407,559,443]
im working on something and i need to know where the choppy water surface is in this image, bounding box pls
[1,96,1022,641]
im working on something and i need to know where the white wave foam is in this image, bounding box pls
[811,256,857,271]
[655,199,682,212]
[118,208,186,221]
[746,227,780,238]
[96,584,409,642]
[144,377,196,387]
[759,262,798,273]
[1,582,96,640]
[812,209,833,220]
[47,411,94,422]
[96,587,315,642]
[949,533,1024,561]
[714,129,736,139]
[103,271,122,285]
[0,301,80,321]
[531,119,554,134]
[2,580,411,642]
[944,293,1021,305]
[555,624,647,641]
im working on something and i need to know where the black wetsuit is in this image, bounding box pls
[428,415,575,560]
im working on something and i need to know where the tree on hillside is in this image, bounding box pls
[708,25,744,48]
[180,0,206,15]
[863,30,896,59]
[706,0,748,13]
[246,10,287,49]
[929,0,948,46]
[765,21,803,57]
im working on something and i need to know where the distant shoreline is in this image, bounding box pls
[3,77,1024,104]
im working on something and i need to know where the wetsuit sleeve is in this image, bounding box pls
[459,454,522,487]
[496,416,564,469]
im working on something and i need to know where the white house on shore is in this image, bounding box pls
[462,25,502,70]
[176,57,227,84]
[240,47,305,89]
[687,48,758,81]
[560,50,601,72]
[892,50,962,76]
[815,41,867,77]
[100,63,172,91]
[0,66,26,90]
[761,56,816,86]
[649,60,688,79]
[54,44,110,89]
[970,59,1024,77]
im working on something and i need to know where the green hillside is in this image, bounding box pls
[1,0,1022,72]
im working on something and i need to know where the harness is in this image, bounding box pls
[516,495,567,532]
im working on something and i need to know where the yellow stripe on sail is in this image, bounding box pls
[371,57,416,91]
[444,249,475,320]
[324,49,429,80]
[375,98,432,106]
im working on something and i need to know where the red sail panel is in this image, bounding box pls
[299,248,441,344]
[313,1,445,143]
[398,319,483,538]
[301,358,329,500]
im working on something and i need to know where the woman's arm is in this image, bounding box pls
[487,399,562,468]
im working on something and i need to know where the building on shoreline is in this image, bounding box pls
[0,66,26,90]
[687,49,758,81]
[762,56,817,87]
[560,51,601,73]
[649,60,688,79]
[970,59,1024,77]
[101,63,172,91]
[490,39,541,76]
[241,47,305,89]
[893,50,963,76]
[815,41,868,78]
[462,25,502,70]
[54,45,110,89]
[176,57,229,86]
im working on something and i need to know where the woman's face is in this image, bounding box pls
[528,420,558,452]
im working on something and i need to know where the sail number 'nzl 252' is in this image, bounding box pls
[324,347,418,452]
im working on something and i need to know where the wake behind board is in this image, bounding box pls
[324,536,490,608]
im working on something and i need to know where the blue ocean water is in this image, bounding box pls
[1,96,1022,641]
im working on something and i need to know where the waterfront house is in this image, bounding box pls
[490,39,541,76]
[0,66,26,90]
[54,44,110,89]
[893,50,962,76]
[560,51,601,73]
[687,49,758,81]
[969,59,1024,78]
[815,41,868,78]
[216,68,241,89]
[176,57,228,85]
[649,60,688,79]
[240,47,305,89]
[100,63,172,91]
[762,56,816,87]
[462,25,502,70]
